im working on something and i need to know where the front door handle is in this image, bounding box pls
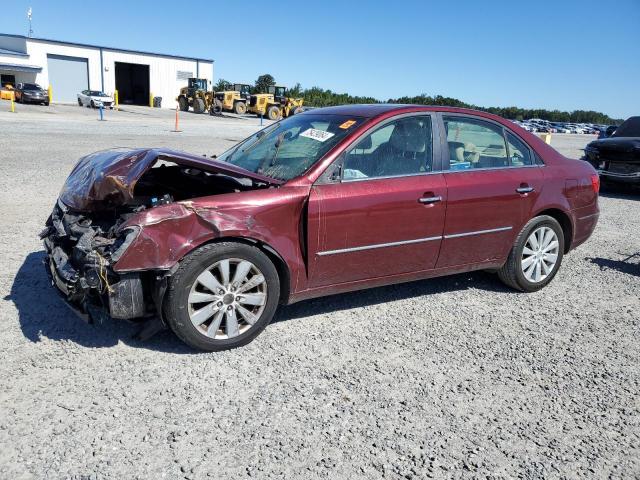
[419,195,442,204]
[516,186,534,194]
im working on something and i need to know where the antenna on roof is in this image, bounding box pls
[27,7,33,37]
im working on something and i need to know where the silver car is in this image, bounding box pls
[77,90,114,109]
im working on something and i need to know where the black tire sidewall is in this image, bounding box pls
[514,216,564,291]
[164,243,280,352]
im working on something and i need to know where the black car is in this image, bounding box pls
[584,117,640,185]
[14,83,49,105]
[597,125,618,139]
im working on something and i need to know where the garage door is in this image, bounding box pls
[46,54,89,103]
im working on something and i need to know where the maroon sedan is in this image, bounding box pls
[42,105,600,351]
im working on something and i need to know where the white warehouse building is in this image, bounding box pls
[0,33,213,108]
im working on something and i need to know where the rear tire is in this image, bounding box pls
[267,105,280,121]
[193,98,205,114]
[497,215,564,292]
[233,101,247,115]
[178,96,189,112]
[78,98,82,106]
[164,242,280,352]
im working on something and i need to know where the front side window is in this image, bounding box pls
[444,116,508,170]
[218,114,364,181]
[343,115,433,180]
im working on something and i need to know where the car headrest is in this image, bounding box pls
[356,135,372,150]
[389,120,426,153]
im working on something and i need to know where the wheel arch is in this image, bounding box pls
[195,236,291,305]
[533,208,573,253]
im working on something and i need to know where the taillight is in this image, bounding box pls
[591,174,600,193]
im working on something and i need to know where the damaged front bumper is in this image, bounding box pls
[41,200,164,323]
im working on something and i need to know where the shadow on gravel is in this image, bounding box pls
[600,182,640,200]
[7,251,193,353]
[588,253,640,278]
[9,252,515,351]
[275,269,514,323]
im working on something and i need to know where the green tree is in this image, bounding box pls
[214,79,232,92]
[288,82,303,98]
[266,80,620,124]
[255,74,276,93]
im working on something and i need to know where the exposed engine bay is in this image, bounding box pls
[40,148,277,325]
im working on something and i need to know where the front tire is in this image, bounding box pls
[192,98,205,114]
[164,242,280,351]
[497,215,564,292]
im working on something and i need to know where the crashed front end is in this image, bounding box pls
[41,200,150,322]
[40,147,281,324]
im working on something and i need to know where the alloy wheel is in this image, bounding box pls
[188,258,267,339]
[521,226,559,283]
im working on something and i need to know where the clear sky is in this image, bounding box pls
[1,0,638,118]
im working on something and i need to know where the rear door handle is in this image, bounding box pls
[516,186,534,194]
[419,196,442,204]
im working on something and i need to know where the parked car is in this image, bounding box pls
[42,105,600,351]
[598,125,618,139]
[584,116,640,185]
[14,83,49,105]
[77,90,114,109]
[553,125,572,134]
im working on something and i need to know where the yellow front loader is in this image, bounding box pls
[176,78,222,115]
[214,84,249,115]
[247,85,304,120]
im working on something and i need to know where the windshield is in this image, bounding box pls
[217,114,365,181]
[612,117,640,138]
[23,83,42,90]
[89,90,107,96]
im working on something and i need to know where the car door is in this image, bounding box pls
[306,113,447,288]
[436,114,544,267]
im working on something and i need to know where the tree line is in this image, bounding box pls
[214,75,622,124]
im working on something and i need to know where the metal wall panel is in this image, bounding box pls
[46,54,88,102]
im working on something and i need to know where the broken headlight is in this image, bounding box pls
[110,226,140,262]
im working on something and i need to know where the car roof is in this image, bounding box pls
[301,103,506,121]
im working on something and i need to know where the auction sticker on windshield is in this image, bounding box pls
[300,128,335,142]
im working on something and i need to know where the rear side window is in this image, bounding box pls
[443,116,508,170]
[506,132,533,166]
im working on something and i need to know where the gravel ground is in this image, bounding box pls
[0,103,639,479]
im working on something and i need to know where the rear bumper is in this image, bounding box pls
[597,169,640,184]
[571,207,599,250]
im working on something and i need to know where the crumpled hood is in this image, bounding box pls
[59,147,282,212]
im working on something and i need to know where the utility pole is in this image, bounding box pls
[27,7,33,37]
